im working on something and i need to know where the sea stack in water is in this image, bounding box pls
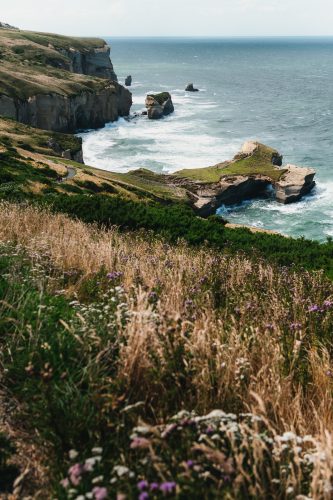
[275,165,316,204]
[125,75,132,86]
[145,92,174,119]
[185,83,199,92]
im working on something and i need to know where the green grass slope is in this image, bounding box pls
[175,143,286,182]
[0,29,111,98]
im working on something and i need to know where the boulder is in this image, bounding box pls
[125,75,132,86]
[275,164,316,204]
[185,83,199,92]
[145,92,174,120]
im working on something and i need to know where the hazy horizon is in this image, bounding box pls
[2,0,333,38]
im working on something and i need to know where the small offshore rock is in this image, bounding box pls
[185,83,199,92]
[145,92,174,119]
[125,75,132,86]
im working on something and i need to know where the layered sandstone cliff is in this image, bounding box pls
[58,44,118,81]
[0,82,131,133]
[0,30,131,132]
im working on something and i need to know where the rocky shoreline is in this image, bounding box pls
[0,26,317,220]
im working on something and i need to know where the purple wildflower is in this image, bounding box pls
[324,300,333,308]
[139,493,149,500]
[290,322,302,330]
[137,480,149,491]
[92,486,108,500]
[150,483,159,491]
[326,370,333,378]
[308,305,320,312]
[160,481,176,494]
[186,460,194,468]
[106,271,123,280]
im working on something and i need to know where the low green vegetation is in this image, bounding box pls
[0,117,82,156]
[147,92,171,105]
[175,143,286,182]
[46,193,333,278]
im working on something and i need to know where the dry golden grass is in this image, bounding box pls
[1,202,333,497]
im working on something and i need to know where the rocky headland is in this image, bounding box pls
[170,141,316,215]
[0,29,131,132]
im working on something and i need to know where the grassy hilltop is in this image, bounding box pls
[0,29,112,98]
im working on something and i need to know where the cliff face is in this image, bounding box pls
[0,82,132,133]
[59,44,118,81]
[0,30,131,132]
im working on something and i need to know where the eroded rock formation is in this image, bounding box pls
[60,44,118,81]
[170,142,316,216]
[145,92,174,119]
[275,164,316,204]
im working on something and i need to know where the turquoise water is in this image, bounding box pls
[80,37,333,241]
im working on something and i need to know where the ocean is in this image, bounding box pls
[79,37,333,241]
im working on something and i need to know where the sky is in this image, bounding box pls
[2,0,333,37]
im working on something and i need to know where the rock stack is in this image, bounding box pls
[125,75,132,86]
[145,92,174,119]
[185,83,199,92]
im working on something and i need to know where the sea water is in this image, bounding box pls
[79,37,333,241]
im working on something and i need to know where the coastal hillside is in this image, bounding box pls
[0,22,333,500]
[0,29,132,131]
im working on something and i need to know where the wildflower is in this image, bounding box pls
[69,463,83,486]
[186,460,194,468]
[92,447,103,455]
[130,437,150,449]
[84,456,102,471]
[92,486,108,500]
[160,482,176,494]
[113,465,130,477]
[107,271,123,280]
[324,300,333,308]
[326,370,333,378]
[139,493,149,500]
[150,483,159,491]
[60,478,70,488]
[137,480,149,491]
[92,476,104,484]
[308,305,320,312]
[69,449,79,460]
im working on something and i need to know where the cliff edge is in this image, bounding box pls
[0,29,131,132]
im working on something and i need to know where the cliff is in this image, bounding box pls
[0,29,131,132]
